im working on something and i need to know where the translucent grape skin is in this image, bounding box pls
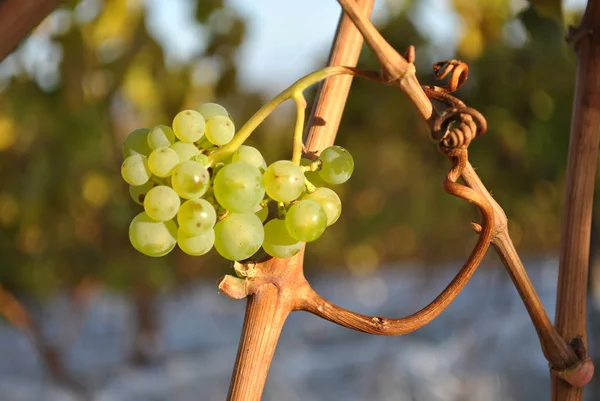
[122,128,151,158]
[129,212,177,257]
[318,146,354,184]
[213,162,265,213]
[285,200,327,242]
[147,125,175,149]
[205,115,235,146]
[177,198,217,236]
[177,228,215,256]
[263,160,305,202]
[197,102,229,120]
[148,147,180,177]
[302,187,342,226]
[262,219,303,258]
[121,154,152,186]
[172,110,206,143]
[171,160,210,199]
[144,185,181,222]
[170,141,200,162]
[233,145,267,171]
[214,212,264,261]
[255,205,269,223]
[129,181,155,205]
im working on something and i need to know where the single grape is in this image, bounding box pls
[171,160,210,199]
[129,212,177,257]
[121,154,152,186]
[197,102,229,120]
[144,185,180,221]
[147,125,175,149]
[173,110,206,143]
[177,198,217,236]
[129,181,155,205]
[318,146,354,184]
[233,145,267,171]
[148,147,179,177]
[214,212,264,261]
[263,160,305,202]
[285,200,327,242]
[196,136,215,151]
[302,187,342,226]
[213,162,265,213]
[205,115,235,146]
[255,204,269,223]
[177,228,215,256]
[190,154,209,166]
[170,141,200,162]
[122,128,151,158]
[262,219,303,258]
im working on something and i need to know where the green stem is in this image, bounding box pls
[304,178,317,194]
[206,66,381,167]
[301,160,322,172]
[291,93,306,164]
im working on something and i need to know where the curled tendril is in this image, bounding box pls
[422,59,487,153]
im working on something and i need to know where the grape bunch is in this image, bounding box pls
[121,102,354,262]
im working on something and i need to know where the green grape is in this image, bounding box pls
[214,212,264,261]
[285,200,327,242]
[144,185,181,221]
[177,228,214,256]
[197,102,229,120]
[129,212,177,257]
[170,141,200,162]
[190,154,209,166]
[255,204,269,223]
[318,146,354,184]
[172,160,210,199]
[173,110,206,143]
[121,154,152,186]
[213,162,264,212]
[302,187,342,226]
[122,128,151,158]
[177,198,217,235]
[263,160,305,202]
[147,125,175,149]
[205,115,235,146]
[233,145,267,171]
[148,147,180,177]
[129,181,155,205]
[301,158,326,188]
[196,136,215,151]
[262,219,303,258]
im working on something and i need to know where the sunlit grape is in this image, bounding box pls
[177,198,217,236]
[170,141,200,162]
[171,160,210,199]
[121,154,151,186]
[197,102,229,120]
[318,146,354,184]
[144,185,180,221]
[213,162,264,212]
[205,115,235,146]
[255,204,269,223]
[233,145,267,171]
[177,228,214,256]
[129,181,155,205]
[190,154,209,166]
[262,219,303,258]
[285,200,327,242]
[263,160,304,202]
[214,212,264,261]
[122,128,151,158]
[129,212,177,257]
[148,147,179,177]
[303,187,342,226]
[173,110,205,143]
[147,125,175,149]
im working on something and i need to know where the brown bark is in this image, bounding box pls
[0,0,63,61]
[552,2,600,400]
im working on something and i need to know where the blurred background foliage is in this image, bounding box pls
[0,0,586,301]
